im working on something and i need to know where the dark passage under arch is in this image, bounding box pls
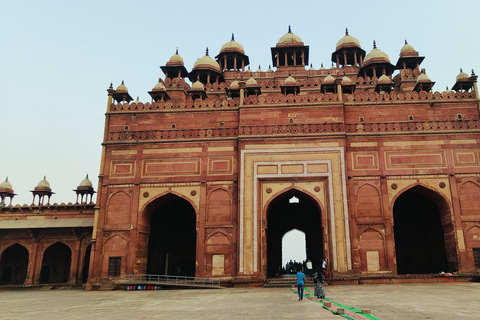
[40,242,71,283]
[393,188,449,274]
[267,189,323,277]
[147,196,196,277]
[0,244,29,284]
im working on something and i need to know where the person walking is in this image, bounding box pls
[313,268,325,299]
[296,269,306,301]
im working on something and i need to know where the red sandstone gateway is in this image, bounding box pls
[1,28,480,289]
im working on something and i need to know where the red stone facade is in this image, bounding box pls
[2,29,480,287]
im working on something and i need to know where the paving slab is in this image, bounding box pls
[0,282,478,319]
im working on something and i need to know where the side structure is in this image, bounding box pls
[90,30,480,284]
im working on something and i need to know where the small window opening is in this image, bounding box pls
[457,114,463,120]
[108,257,121,277]
[171,123,176,129]
[359,117,364,123]
[124,125,129,131]
[409,115,414,121]
[289,118,294,123]
[220,122,225,128]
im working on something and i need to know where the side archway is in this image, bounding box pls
[40,242,72,283]
[143,193,197,277]
[0,244,29,284]
[393,185,456,274]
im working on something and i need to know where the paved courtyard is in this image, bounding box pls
[0,282,479,319]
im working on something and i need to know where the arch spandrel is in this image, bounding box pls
[388,179,452,210]
[262,182,326,219]
[138,187,200,222]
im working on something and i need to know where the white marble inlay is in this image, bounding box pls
[239,147,351,274]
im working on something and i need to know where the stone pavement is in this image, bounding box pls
[0,282,479,319]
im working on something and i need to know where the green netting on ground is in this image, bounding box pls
[291,287,379,320]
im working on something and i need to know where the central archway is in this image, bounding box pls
[266,189,324,277]
[146,194,197,277]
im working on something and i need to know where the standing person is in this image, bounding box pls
[322,258,327,278]
[306,259,313,277]
[313,268,325,299]
[296,269,306,301]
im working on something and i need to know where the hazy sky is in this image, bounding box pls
[2,0,479,207]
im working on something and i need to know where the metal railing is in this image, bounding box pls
[121,274,221,288]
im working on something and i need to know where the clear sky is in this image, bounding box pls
[1,0,479,206]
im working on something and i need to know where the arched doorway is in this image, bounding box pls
[266,189,323,277]
[0,244,29,284]
[82,244,91,284]
[393,186,454,274]
[146,194,196,276]
[40,242,71,283]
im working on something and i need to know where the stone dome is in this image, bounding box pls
[192,49,221,72]
[0,178,12,190]
[364,42,390,64]
[266,65,274,72]
[417,73,430,82]
[336,29,361,50]
[220,34,245,54]
[341,76,352,84]
[277,26,303,45]
[284,75,297,84]
[153,81,166,90]
[191,80,205,90]
[308,64,316,71]
[256,66,263,72]
[378,74,391,84]
[456,69,469,81]
[167,49,184,65]
[79,175,93,188]
[324,75,335,84]
[319,63,325,70]
[246,77,258,86]
[400,40,417,56]
[229,80,239,89]
[35,176,51,191]
[116,81,128,92]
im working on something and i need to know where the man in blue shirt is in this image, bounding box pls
[296,269,306,301]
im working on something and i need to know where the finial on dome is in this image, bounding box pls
[288,25,291,33]
[109,83,113,88]
[44,175,46,180]
[310,63,313,67]
[86,174,89,179]
[373,40,377,49]
[269,65,271,69]
[206,47,209,56]
[472,69,475,75]
[176,47,178,54]
[321,63,324,67]
[460,68,463,73]
[345,28,349,35]
[446,86,449,90]
[258,65,261,69]
[405,39,408,45]
[121,80,124,85]
[232,33,235,41]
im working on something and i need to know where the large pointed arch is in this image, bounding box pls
[264,187,324,277]
[40,242,72,283]
[140,193,197,277]
[0,243,29,284]
[392,184,457,274]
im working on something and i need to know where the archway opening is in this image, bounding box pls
[82,244,91,284]
[267,189,323,277]
[40,242,71,283]
[393,186,451,274]
[0,244,29,284]
[282,229,306,274]
[147,195,196,276]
